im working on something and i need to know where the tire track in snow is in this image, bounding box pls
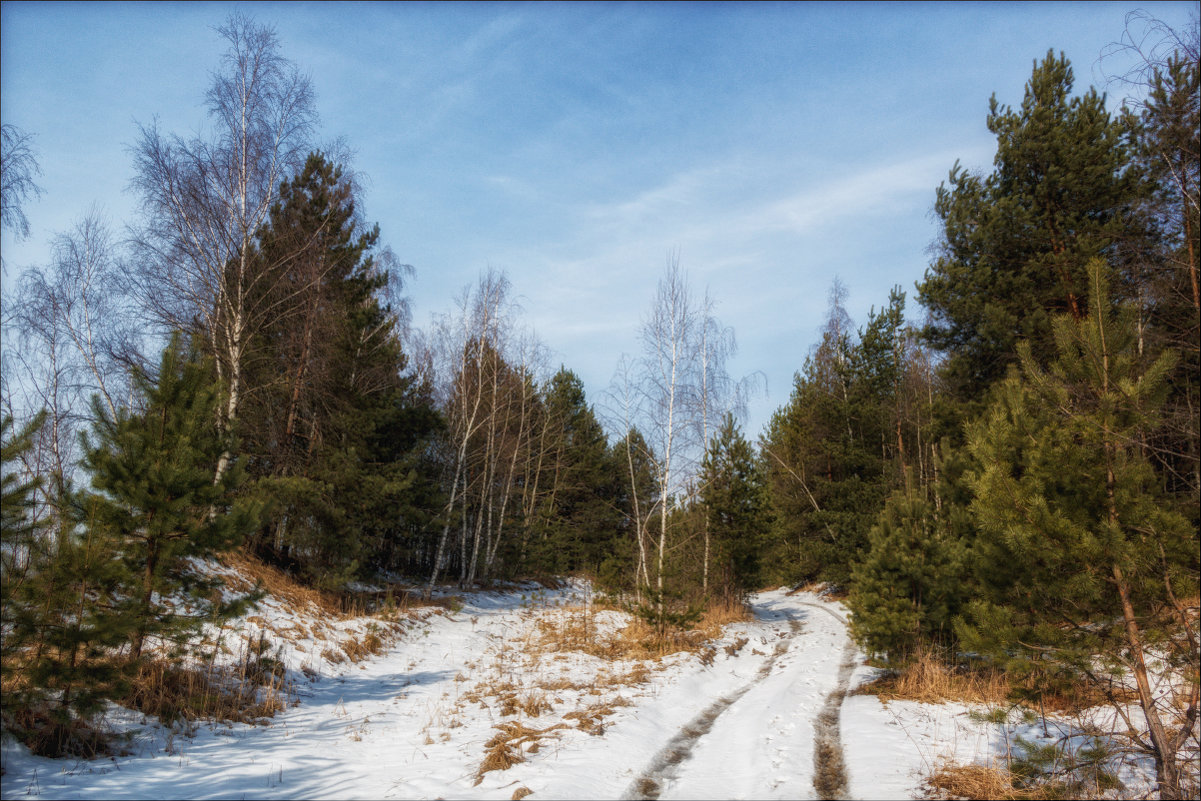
[789,600,857,800]
[622,618,803,801]
[812,630,857,800]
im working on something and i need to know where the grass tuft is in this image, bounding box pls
[856,648,1011,706]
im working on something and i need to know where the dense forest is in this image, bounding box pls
[1,11,1197,800]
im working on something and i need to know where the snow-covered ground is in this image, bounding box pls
[0,579,1178,800]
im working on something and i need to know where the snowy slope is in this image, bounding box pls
[0,578,1176,800]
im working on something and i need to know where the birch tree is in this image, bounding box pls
[637,257,702,610]
[0,123,42,246]
[127,13,316,482]
[424,270,517,596]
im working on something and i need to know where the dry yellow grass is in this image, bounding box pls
[856,649,1011,706]
[219,551,344,618]
[533,599,751,661]
[474,720,572,784]
[922,761,1043,800]
[122,656,286,727]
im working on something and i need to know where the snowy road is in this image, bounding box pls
[2,586,908,801]
[615,593,857,800]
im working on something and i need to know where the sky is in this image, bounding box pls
[2,1,1197,439]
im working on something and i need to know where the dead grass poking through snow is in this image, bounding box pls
[534,600,751,661]
[922,760,1053,800]
[122,653,287,728]
[474,721,572,785]
[218,551,343,618]
[856,649,1011,707]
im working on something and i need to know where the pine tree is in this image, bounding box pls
[957,260,1198,799]
[918,51,1144,417]
[3,413,138,755]
[699,413,766,603]
[526,368,617,576]
[9,508,136,755]
[847,484,969,663]
[760,283,905,586]
[1,412,47,637]
[1,412,49,734]
[79,334,258,660]
[1135,49,1200,507]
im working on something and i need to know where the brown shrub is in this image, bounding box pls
[923,762,1029,800]
[474,721,570,785]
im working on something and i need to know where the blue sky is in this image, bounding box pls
[2,1,1197,438]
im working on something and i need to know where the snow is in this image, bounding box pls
[0,576,1176,800]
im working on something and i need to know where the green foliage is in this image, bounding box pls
[522,368,620,577]
[79,333,260,658]
[918,51,1144,414]
[956,260,1197,686]
[1134,49,1201,507]
[848,485,969,663]
[1,411,48,636]
[631,588,704,636]
[1007,735,1120,798]
[700,412,766,598]
[760,285,910,587]
[240,152,441,586]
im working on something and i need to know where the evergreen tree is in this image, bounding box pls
[847,481,970,663]
[6,507,136,755]
[760,284,907,586]
[79,334,258,659]
[526,368,617,576]
[918,51,1144,417]
[1,412,47,635]
[1135,49,1200,507]
[1,412,49,734]
[241,153,438,586]
[699,413,765,603]
[957,260,1198,799]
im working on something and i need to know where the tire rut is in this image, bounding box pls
[622,618,802,801]
[812,616,857,800]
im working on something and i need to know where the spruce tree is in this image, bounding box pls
[239,152,438,587]
[957,260,1198,799]
[79,334,258,660]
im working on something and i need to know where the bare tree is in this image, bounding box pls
[605,353,657,599]
[692,289,762,594]
[3,274,79,506]
[424,270,516,596]
[0,123,42,247]
[637,256,702,610]
[127,12,316,482]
